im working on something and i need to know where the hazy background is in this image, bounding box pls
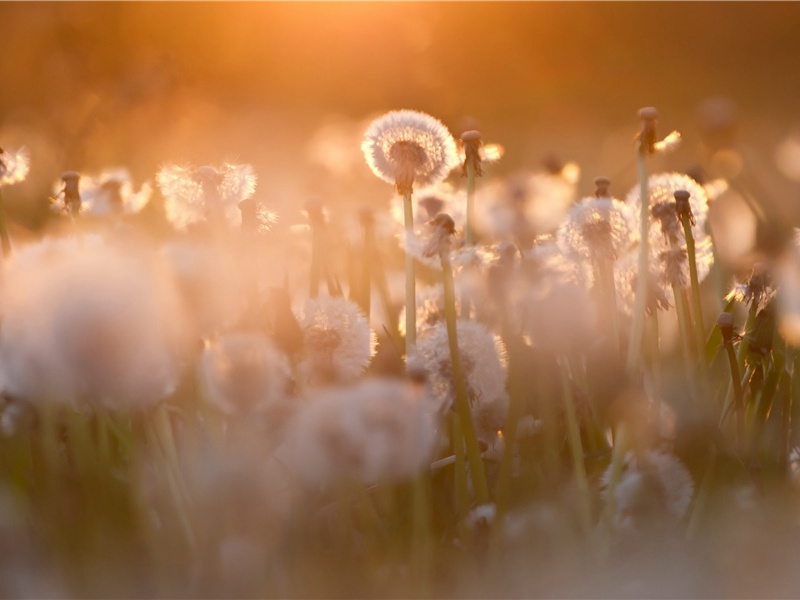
[2,2,800,240]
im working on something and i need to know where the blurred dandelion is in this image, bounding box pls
[50,171,82,217]
[626,172,710,250]
[601,450,694,532]
[156,162,256,230]
[277,378,440,486]
[557,195,637,265]
[200,333,292,416]
[75,168,152,216]
[0,147,30,187]
[414,319,508,444]
[0,235,189,408]
[294,296,377,385]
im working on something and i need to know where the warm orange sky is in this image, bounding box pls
[1,2,800,226]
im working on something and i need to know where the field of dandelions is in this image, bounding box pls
[2,104,800,599]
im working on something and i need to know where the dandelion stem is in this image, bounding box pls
[403,190,416,353]
[680,213,707,360]
[441,252,489,505]
[723,335,746,456]
[465,160,477,246]
[452,412,469,519]
[627,143,650,376]
[558,356,592,535]
[780,347,795,474]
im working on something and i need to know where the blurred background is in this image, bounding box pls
[2,1,800,253]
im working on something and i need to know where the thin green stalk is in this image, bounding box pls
[601,424,629,534]
[780,348,795,473]
[441,253,489,505]
[558,357,592,535]
[403,190,416,353]
[680,213,707,360]
[723,340,746,456]
[673,284,697,382]
[452,413,469,522]
[465,160,476,246]
[627,146,650,376]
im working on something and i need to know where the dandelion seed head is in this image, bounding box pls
[77,168,151,216]
[0,147,30,187]
[276,379,440,486]
[557,197,637,263]
[414,319,507,443]
[157,162,256,230]
[200,333,291,416]
[362,110,459,194]
[601,450,694,532]
[0,235,189,408]
[626,173,710,249]
[295,297,377,385]
[160,240,251,338]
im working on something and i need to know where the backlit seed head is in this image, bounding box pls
[0,147,30,187]
[362,110,460,195]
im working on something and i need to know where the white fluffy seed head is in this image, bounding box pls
[156,162,256,230]
[362,110,459,194]
[413,319,508,443]
[276,378,441,486]
[294,296,377,385]
[200,333,292,416]
[0,235,189,409]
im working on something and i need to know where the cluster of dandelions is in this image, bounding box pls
[4,104,800,597]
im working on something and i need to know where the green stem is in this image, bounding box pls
[672,284,697,382]
[465,160,476,246]
[780,348,795,474]
[452,413,469,521]
[680,214,707,361]
[558,357,592,535]
[403,190,416,353]
[627,146,650,376]
[441,253,489,505]
[724,341,746,456]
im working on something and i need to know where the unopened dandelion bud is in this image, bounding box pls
[637,106,659,155]
[717,312,735,343]
[61,170,82,213]
[674,189,695,225]
[423,213,456,258]
[461,129,483,177]
[594,176,611,198]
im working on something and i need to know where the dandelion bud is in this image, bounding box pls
[422,213,456,258]
[674,189,695,225]
[594,176,611,198]
[637,106,659,155]
[61,170,81,213]
[717,312,735,343]
[461,129,483,177]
